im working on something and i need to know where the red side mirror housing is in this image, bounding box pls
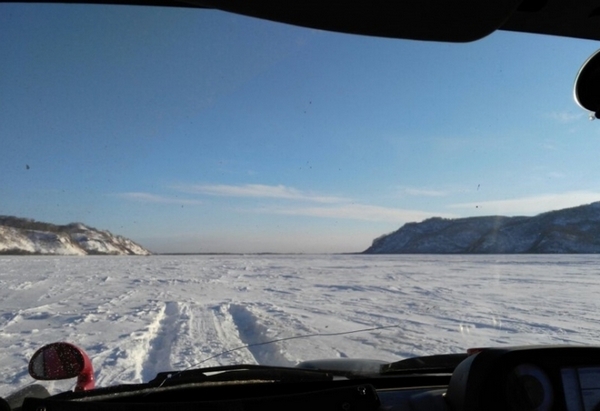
[29,342,95,391]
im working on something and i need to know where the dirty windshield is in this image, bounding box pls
[1,2,600,396]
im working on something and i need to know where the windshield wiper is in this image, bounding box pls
[381,353,468,375]
[149,364,335,387]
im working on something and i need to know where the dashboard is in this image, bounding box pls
[408,346,600,411]
[18,347,600,411]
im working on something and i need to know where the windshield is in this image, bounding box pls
[1,2,600,396]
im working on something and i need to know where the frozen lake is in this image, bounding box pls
[1,254,600,395]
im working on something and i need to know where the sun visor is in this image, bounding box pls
[501,0,600,41]
[195,0,523,42]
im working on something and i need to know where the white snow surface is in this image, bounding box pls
[0,254,599,396]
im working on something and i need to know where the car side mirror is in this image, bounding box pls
[28,342,95,391]
[574,49,600,119]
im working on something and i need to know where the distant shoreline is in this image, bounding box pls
[135,252,600,256]
[5,251,600,256]
[156,252,361,256]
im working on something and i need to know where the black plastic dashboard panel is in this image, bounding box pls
[20,347,600,411]
[23,384,381,411]
[446,346,600,411]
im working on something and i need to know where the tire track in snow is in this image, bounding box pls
[140,301,180,382]
[169,303,236,369]
[210,304,257,365]
[227,304,294,367]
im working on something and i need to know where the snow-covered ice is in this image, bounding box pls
[1,254,600,396]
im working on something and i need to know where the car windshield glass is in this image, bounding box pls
[1,2,600,396]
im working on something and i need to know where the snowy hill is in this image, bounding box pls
[364,201,600,254]
[0,216,151,255]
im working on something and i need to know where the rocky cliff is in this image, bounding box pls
[364,202,600,254]
[0,216,151,255]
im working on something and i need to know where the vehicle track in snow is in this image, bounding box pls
[140,301,180,382]
[227,303,294,367]
[167,302,237,369]
[89,301,182,386]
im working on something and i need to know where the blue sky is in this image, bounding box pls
[2,4,600,253]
